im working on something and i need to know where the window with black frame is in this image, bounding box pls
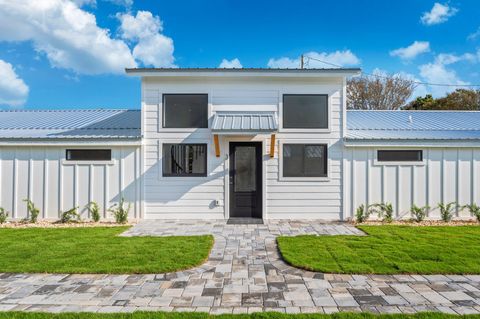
[163,144,207,177]
[163,94,208,128]
[377,150,423,162]
[283,144,328,177]
[66,149,111,161]
[283,94,328,129]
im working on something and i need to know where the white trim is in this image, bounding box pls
[62,160,115,166]
[223,137,266,220]
[158,92,211,133]
[126,70,360,78]
[157,139,211,181]
[278,93,331,134]
[278,140,331,182]
[344,140,480,148]
[373,148,426,166]
[0,140,141,146]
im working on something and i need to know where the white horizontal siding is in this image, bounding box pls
[142,77,344,220]
[0,146,141,220]
[345,147,480,220]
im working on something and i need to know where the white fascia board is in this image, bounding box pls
[344,139,480,148]
[126,70,361,78]
[0,139,142,146]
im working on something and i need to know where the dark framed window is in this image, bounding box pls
[377,150,423,162]
[163,94,208,128]
[66,149,111,161]
[163,144,207,177]
[283,144,328,177]
[283,94,328,129]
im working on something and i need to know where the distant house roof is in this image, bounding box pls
[346,110,480,141]
[0,109,141,140]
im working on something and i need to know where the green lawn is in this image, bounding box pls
[277,226,480,274]
[0,227,213,274]
[0,312,477,319]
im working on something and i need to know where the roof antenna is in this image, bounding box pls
[408,115,413,124]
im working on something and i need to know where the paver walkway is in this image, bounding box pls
[1,220,480,314]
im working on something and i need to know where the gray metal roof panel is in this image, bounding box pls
[212,111,278,132]
[346,110,480,140]
[0,109,141,139]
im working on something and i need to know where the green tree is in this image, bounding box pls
[405,89,480,110]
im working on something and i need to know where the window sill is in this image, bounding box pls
[279,128,331,133]
[373,160,426,166]
[278,176,330,182]
[61,160,115,165]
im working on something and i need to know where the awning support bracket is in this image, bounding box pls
[213,134,220,157]
[269,134,276,158]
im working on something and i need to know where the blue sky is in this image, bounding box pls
[0,0,479,109]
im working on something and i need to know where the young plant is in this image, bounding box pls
[438,202,457,222]
[410,204,429,222]
[375,203,394,223]
[463,203,480,222]
[109,198,130,224]
[60,207,80,223]
[355,204,372,223]
[86,201,100,222]
[0,207,8,224]
[23,199,40,223]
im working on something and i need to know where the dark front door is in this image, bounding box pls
[229,142,262,218]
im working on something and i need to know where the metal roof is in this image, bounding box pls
[0,109,141,140]
[126,68,361,78]
[212,111,278,134]
[346,110,480,140]
[126,67,361,73]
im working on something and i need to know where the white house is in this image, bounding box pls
[0,68,479,221]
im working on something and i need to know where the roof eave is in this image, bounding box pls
[125,68,361,78]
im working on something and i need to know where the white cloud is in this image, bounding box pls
[468,27,480,41]
[390,41,430,60]
[421,3,458,25]
[118,11,175,67]
[419,61,469,97]
[219,58,242,68]
[435,52,478,65]
[0,60,29,107]
[267,50,360,68]
[0,0,136,75]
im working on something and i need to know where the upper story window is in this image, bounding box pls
[66,149,111,161]
[283,94,328,129]
[377,150,423,162]
[163,94,208,128]
[163,143,207,177]
[283,144,328,178]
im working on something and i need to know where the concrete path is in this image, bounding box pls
[0,220,479,314]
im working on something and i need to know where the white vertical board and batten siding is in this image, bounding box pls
[0,146,141,220]
[142,77,344,220]
[345,147,480,219]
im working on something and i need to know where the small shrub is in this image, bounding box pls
[374,203,394,223]
[60,207,80,223]
[86,201,100,222]
[0,208,8,224]
[411,204,429,222]
[109,198,130,224]
[438,202,457,222]
[23,199,40,223]
[463,203,480,222]
[355,204,371,223]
